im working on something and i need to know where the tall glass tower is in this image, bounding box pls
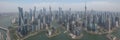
[18,7,24,26]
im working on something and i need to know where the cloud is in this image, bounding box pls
[0,2,18,12]
[0,1,120,13]
[87,1,120,12]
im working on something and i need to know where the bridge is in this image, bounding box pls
[0,26,11,40]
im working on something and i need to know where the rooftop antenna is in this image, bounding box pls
[49,6,52,14]
[84,0,87,15]
[84,0,88,28]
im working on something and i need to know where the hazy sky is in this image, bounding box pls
[0,0,120,13]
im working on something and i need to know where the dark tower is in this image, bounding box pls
[49,6,52,14]
[33,6,36,18]
[18,7,24,26]
[85,1,87,15]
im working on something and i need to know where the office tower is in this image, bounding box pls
[18,7,24,37]
[68,8,71,22]
[84,2,87,15]
[98,15,102,26]
[111,15,115,27]
[24,25,28,36]
[24,11,29,24]
[33,6,36,18]
[95,15,98,23]
[43,7,46,15]
[43,16,46,24]
[18,7,24,26]
[36,14,41,31]
[69,8,71,14]
[42,8,46,27]
[29,9,33,21]
[92,15,97,32]
[115,16,119,27]
[31,7,37,32]
[70,22,81,36]
[37,17,41,30]
[90,15,93,31]
[67,23,69,31]
[37,13,41,30]
[107,16,111,33]
[83,2,88,28]
[86,15,89,29]
[39,9,42,14]
[59,7,62,13]
[58,7,63,16]
[75,29,81,36]
[32,7,36,22]
[49,6,52,14]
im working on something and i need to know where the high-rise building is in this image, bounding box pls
[33,6,36,18]
[32,7,36,22]
[83,1,88,28]
[67,23,69,31]
[18,7,24,26]
[49,6,52,14]
[84,2,87,15]
[43,7,46,15]
[29,9,33,21]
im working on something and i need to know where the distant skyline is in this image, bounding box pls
[0,0,120,13]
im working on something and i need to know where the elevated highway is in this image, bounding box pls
[0,26,11,40]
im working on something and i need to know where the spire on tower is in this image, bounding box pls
[85,0,87,15]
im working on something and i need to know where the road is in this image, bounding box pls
[0,26,11,40]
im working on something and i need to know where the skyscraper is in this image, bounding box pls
[49,6,52,14]
[29,9,33,21]
[83,1,87,28]
[33,6,36,18]
[18,7,24,26]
